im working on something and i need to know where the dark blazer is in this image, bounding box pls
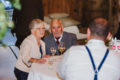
[12,0,44,47]
[44,32,77,55]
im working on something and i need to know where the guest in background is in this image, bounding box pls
[14,19,46,80]
[12,0,44,48]
[58,18,120,80]
[44,19,77,55]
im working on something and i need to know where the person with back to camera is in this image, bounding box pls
[58,18,120,80]
[14,19,47,80]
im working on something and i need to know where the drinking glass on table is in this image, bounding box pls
[50,47,56,56]
[48,58,54,70]
[109,41,114,49]
[48,47,56,69]
[48,56,54,70]
[58,42,66,55]
[48,58,53,65]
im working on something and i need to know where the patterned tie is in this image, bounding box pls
[56,37,60,45]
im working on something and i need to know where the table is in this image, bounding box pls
[27,56,63,80]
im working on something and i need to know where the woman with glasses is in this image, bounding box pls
[14,19,46,80]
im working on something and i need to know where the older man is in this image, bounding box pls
[58,18,120,80]
[44,19,77,55]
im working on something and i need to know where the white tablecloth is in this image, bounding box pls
[27,56,63,80]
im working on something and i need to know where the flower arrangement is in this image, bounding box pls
[0,0,21,43]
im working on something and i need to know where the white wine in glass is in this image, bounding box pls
[58,47,65,54]
[58,42,66,55]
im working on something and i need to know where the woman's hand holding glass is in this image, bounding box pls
[29,58,46,64]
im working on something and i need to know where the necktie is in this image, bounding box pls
[56,37,60,45]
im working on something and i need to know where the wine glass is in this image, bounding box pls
[48,57,54,70]
[58,42,66,55]
[109,41,114,49]
[50,47,56,56]
[48,47,55,69]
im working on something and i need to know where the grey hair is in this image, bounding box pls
[29,19,44,30]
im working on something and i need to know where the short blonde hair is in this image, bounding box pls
[29,19,44,30]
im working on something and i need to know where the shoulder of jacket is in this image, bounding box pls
[44,33,53,39]
[64,31,75,35]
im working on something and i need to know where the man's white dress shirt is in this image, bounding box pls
[15,34,46,73]
[58,39,120,80]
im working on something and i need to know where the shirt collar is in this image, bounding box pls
[31,34,41,45]
[87,39,105,46]
[54,34,63,42]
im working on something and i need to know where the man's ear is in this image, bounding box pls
[61,24,64,30]
[87,28,91,40]
[106,32,112,40]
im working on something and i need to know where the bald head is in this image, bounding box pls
[89,18,109,39]
[50,19,62,26]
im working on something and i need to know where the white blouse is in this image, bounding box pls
[15,34,46,72]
